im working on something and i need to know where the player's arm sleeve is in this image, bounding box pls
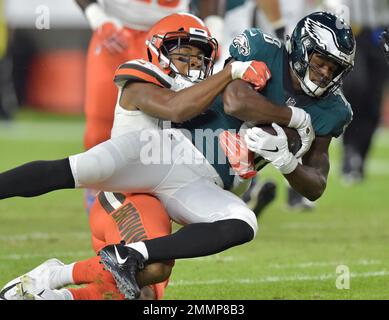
[113,61,171,89]
[228,28,282,63]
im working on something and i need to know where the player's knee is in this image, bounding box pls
[225,203,258,238]
[69,149,116,187]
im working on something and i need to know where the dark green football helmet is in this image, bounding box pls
[286,12,356,97]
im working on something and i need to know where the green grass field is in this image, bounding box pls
[1,110,388,300]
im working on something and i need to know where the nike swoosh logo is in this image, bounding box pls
[0,282,20,300]
[114,246,128,265]
[37,290,45,298]
[261,147,279,153]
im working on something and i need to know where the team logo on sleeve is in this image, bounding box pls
[232,33,250,56]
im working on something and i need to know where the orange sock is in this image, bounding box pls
[69,256,124,300]
[72,256,108,284]
[68,282,125,300]
[70,256,162,300]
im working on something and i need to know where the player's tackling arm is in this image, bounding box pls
[121,67,232,123]
[120,60,270,123]
[284,136,331,201]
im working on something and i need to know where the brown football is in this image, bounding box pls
[253,125,301,172]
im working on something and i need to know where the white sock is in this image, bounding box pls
[51,263,75,288]
[125,242,149,260]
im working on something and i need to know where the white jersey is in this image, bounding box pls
[69,60,257,234]
[111,59,195,138]
[99,0,190,30]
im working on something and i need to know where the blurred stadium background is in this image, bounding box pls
[0,0,388,299]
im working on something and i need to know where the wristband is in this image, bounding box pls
[288,106,305,128]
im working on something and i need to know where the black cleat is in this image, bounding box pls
[287,187,315,211]
[98,243,145,300]
[243,179,277,218]
[252,181,277,217]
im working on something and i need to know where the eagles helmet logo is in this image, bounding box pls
[232,33,250,56]
[305,18,340,52]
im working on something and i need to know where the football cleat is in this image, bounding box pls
[287,187,315,211]
[0,278,23,300]
[14,275,72,300]
[242,180,277,218]
[98,243,145,300]
[0,258,65,300]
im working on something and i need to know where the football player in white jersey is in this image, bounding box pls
[76,0,227,212]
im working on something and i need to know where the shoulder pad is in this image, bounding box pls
[114,59,173,89]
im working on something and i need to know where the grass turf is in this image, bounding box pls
[0,111,388,300]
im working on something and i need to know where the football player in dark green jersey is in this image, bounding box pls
[221,11,355,201]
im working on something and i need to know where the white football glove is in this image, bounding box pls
[288,106,315,158]
[244,123,299,175]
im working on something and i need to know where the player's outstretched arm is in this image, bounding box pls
[120,61,270,123]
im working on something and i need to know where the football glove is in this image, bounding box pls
[244,123,299,175]
[96,22,130,54]
[85,3,130,54]
[287,106,315,158]
[219,130,257,179]
[231,60,271,91]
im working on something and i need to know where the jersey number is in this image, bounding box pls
[263,33,282,48]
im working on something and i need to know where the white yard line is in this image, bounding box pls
[0,232,90,241]
[269,259,383,269]
[169,270,389,286]
[0,251,92,260]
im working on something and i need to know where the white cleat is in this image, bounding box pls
[0,258,65,300]
[15,276,71,300]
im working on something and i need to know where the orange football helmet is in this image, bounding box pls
[145,13,218,80]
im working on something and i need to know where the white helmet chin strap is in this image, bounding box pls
[299,66,344,98]
[187,69,202,82]
[300,68,327,97]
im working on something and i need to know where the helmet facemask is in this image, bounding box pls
[148,31,218,83]
[296,44,354,97]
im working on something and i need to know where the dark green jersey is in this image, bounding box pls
[175,96,243,190]
[176,28,353,190]
[229,27,353,138]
